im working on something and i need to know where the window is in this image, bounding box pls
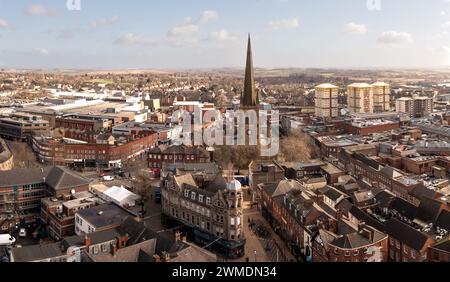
[206,197,211,205]
[101,243,108,253]
[198,195,204,203]
[230,217,235,226]
[184,190,189,197]
[93,246,99,255]
[345,251,350,257]
[191,192,196,200]
[353,250,359,256]
[403,245,409,254]
[411,250,416,259]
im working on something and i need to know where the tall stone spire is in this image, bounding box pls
[241,34,258,108]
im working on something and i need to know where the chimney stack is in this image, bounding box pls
[84,235,91,248]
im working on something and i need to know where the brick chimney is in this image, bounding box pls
[84,235,91,248]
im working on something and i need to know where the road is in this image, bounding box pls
[6,141,43,169]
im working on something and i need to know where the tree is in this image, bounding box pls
[213,145,259,174]
[277,130,319,162]
[132,170,153,216]
[215,93,229,107]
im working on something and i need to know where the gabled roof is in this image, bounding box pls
[12,242,65,262]
[430,238,450,253]
[385,218,430,251]
[331,233,371,249]
[174,174,198,189]
[435,210,450,231]
[416,197,443,223]
[389,197,418,220]
[410,185,441,202]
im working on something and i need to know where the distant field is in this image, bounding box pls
[88,79,114,84]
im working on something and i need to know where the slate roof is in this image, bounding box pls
[389,197,418,220]
[0,166,91,191]
[349,206,386,232]
[320,186,346,202]
[385,218,430,251]
[411,184,440,202]
[76,203,136,229]
[0,167,51,187]
[12,242,65,262]
[331,233,371,249]
[430,238,450,253]
[44,166,91,191]
[416,197,442,223]
[435,210,450,231]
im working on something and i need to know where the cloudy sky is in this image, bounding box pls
[0,0,449,69]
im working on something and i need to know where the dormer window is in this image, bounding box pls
[191,192,196,200]
[206,197,211,205]
[198,195,204,203]
[184,190,189,197]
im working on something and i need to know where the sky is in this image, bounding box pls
[0,0,449,69]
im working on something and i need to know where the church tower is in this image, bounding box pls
[240,34,259,109]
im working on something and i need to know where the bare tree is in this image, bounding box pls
[132,170,153,216]
[277,130,318,162]
[213,145,259,174]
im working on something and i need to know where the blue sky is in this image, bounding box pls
[0,0,449,69]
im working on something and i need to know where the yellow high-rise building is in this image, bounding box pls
[315,83,339,118]
[347,83,373,114]
[372,82,390,112]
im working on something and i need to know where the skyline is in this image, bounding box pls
[0,0,450,69]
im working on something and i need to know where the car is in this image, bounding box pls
[0,235,16,246]
[19,228,26,238]
[103,175,114,181]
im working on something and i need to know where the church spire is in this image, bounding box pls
[241,34,258,108]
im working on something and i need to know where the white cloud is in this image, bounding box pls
[26,4,57,16]
[377,31,413,45]
[443,21,450,28]
[89,16,120,28]
[440,11,447,16]
[168,11,218,38]
[0,19,8,28]
[268,17,299,30]
[344,22,367,35]
[113,33,158,46]
[167,21,200,38]
[440,46,450,53]
[209,29,239,42]
[199,10,218,24]
[34,48,49,56]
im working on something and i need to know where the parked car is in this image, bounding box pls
[19,228,26,238]
[0,235,16,246]
[103,175,114,181]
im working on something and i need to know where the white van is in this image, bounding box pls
[0,234,16,246]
